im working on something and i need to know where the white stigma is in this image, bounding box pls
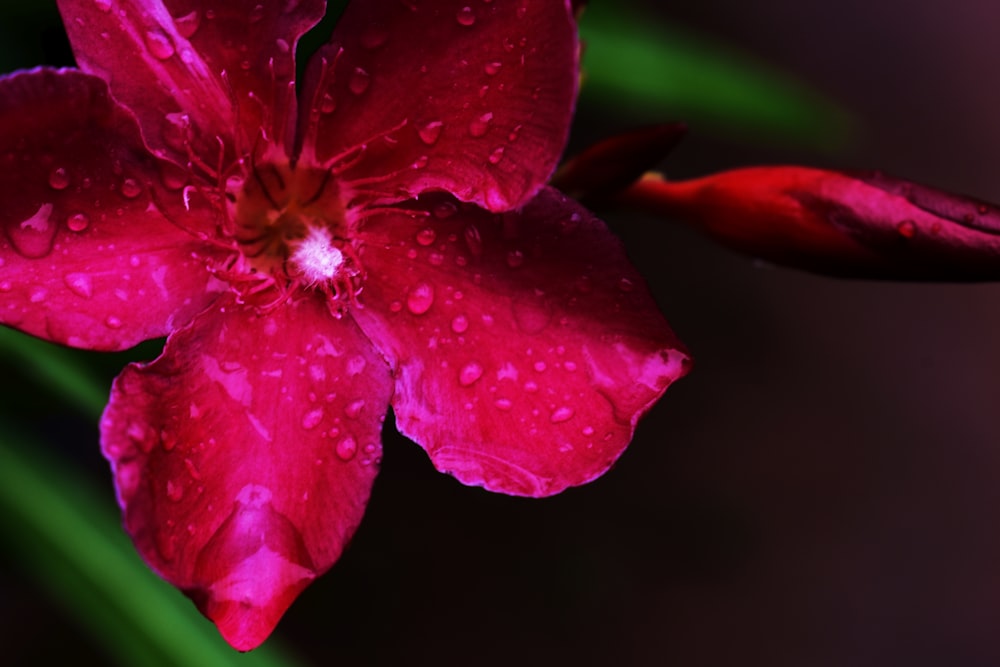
[290,226,344,284]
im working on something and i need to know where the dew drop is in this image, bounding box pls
[897,219,917,239]
[411,155,429,169]
[105,315,123,329]
[456,6,476,26]
[468,112,493,137]
[9,203,57,258]
[345,399,365,419]
[433,201,457,218]
[336,437,358,461]
[166,479,184,502]
[121,178,142,199]
[94,0,112,12]
[505,249,525,268]
[389,299,403,313]
[428,252,444,266]
[48,167,70,190]
[533,361,547,372]
[29,287,47,303]
[494,398,513,411]
[418,120,444,146]
[451,314,469,333]
[459,361,484,386]
[64,272,94,298]
[67,212,90,232]
[582,425,595,436]
[145,30,175,60]
[406,282,435,315]
[484,61,502,76]
[301,407,324,430]
[416,227,437,246]
[173,10,200,38]
[319,92,336,114]
[349,67,371,95]
[488,146,505,164]
[550,406,574,423]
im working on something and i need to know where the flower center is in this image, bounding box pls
[227,161,362,310]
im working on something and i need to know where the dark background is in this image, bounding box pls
[4,1,1000,665]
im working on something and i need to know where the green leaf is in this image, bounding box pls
[578,5,854,152]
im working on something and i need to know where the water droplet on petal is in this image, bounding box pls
[301,407,324,430]
[319,92,336,114]
[416,228,437,246]
[336,437,357,461]
[411,155,429,169]
[451,314,469,333]
[456,6,476,26]
[484,61,502,76]
[459,361,484,386]
[121,178,142,199]
[550,406,574,423]
[105,315,123,329]
[488,146,505,164]
[166,478,185,501]
[468,112,493,137]
[494,398,513,411]
[9,203,57,258]
[406,282,435,314]
[418,120,444,146]
[345,399,365,419]
[48,167,70,190]
[94,0,112,12]
[67,212,90,232]
[173,10,200,37]
[64,272,94,298]
[145,30,175,60]
[349,67,371,95]
[897,219,917,238]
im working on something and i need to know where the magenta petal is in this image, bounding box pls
[101,294,393,650]
[352,187,690,497]
[57,0,324,161]
[299,0,578,211]
[0,69,223,349]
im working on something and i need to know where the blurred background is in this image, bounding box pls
[3,1,1000,665]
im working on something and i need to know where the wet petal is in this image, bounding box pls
[57,0,324,161]
[352,187,690,497]
[623,168,1000,280]
[0,69,223,350]
[299,0,578,211]
[101,294,393,650]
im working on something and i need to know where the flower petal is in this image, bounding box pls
[100,294,393,650]
[0,69,223,350]
[352,187,690,497]
[299,0,578,211]
[623,168,1000,280]
[57,0,324,161]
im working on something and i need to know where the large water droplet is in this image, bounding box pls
[451,314,469,333]
[48,167,70,190]
[484,61,502,76]
[418,120,444,146]
[301,407,324,430]
[406,282,435,314]
[488,146,505,164]
[145,30,175,60]
[121,178,142,199]
[468,112,493,137]
[67,212,90,232]
[416,227,437,246]
[173,10,200,38]
[64,272,94,298]
[459,361,484,386]
[349,67,371,95]
[94,0,112,12]
[456,6,476,26]
[336,437,358,461]
[9,203,57,258]
[345,399,365,419]
[897,219,917,238]
[550,406,574,423]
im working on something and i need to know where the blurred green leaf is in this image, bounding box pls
[0,427,307,667]
[578,5,853,152]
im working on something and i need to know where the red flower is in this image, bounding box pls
[0,0,689,650]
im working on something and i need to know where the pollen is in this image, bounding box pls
[289,226,344,284]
